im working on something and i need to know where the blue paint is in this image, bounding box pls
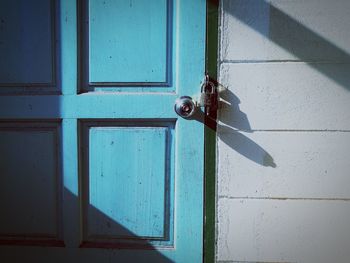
[0,0,206,261]
[87,126,171,239]
[0,0,54,90]
[0,122,60,236]
[62,119,78,196]
[88,0,168,84]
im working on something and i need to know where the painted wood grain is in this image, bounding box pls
[0,122,62,244]
[0,0,206,262]
[0,0,57,94]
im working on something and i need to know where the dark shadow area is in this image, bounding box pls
[0,2,172,261]
[0,119,174,263]
[185,107,217,130]
[69,189,174,263]
[192,86,276,168]
[211,0,350,167]
[218,88,251,133]
[0,187,173,263]
[184,89,276,167]
[218,126,276,168]
[217,89,276,167]
[226,0,350,91]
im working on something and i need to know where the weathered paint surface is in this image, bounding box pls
[218,131,350,199]
[0,0,206,262]
[219,63,350,130]
[88,0,168,84]
[217,0,350,262]
[218,198,350,263]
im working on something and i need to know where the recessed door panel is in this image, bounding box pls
[80,121,174,248]
[0,0,205,261]
[0,0,56,93]
[81,0,172,91]
[0,122,62,246]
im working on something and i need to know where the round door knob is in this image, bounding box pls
[174,96,197,118]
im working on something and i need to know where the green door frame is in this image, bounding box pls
[204,1,219,263]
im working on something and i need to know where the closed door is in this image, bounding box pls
[0,0,206,262]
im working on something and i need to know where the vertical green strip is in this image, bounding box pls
[204,1,219,263]
[206,0,219,80]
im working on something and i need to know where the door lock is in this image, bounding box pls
[174,75,219,118]
[174,96,197,118]
[199,77,217,116]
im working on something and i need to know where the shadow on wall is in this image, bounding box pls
[217,88,276,168]
[215,0,350,167]
[225,0,350,91]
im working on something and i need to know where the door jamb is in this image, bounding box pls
[204,0,219,263]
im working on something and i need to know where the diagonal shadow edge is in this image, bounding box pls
[64,188,174,263]
[225,0,350,91]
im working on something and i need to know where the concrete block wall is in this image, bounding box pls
[216,0,350,262]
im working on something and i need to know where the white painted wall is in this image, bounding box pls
[216,1,350,262]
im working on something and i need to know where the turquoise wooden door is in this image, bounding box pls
[0,0,206,262]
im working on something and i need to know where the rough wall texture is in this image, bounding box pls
[217,0,350,262]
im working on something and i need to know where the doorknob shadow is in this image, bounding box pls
[218,88,252,133]
[218,126,276,168]
[217,89,276,167]
[185,108,218,131]
[225,0,350,91]
[184,87,252,132]
[186,88,276,168]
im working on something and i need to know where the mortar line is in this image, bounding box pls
[217,261,296,263]
[218,129,350,133]
[219,196,350,202]
[219,59,350,64]
[252,129,350,132]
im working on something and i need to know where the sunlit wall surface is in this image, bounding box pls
[217,0,350,262]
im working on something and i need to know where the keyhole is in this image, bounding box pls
[181,104,191,113]
[174,96,196,118]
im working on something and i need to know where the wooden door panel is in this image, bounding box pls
[0,0,206,261]
[0,0,57,94]
[84,0,170,86]
[80,121,174,248]
[0,121,63,246]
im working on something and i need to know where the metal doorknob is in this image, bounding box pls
[174,96,197,118]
